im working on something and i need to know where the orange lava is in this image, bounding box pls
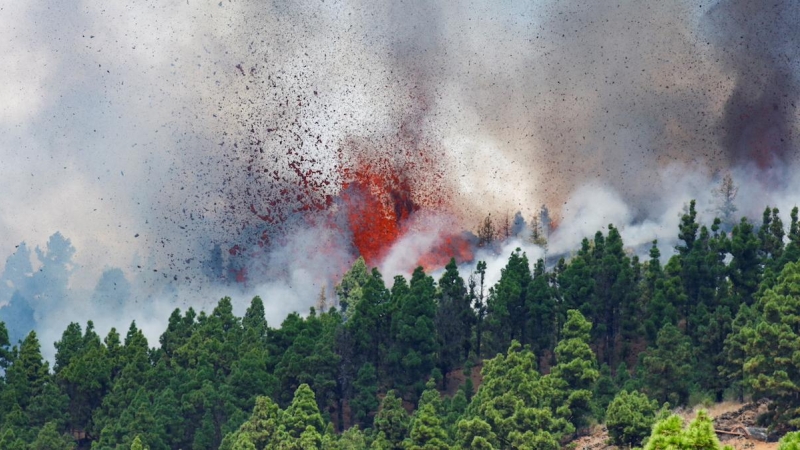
[417,233,475,272]
[340,163,417,267]
[339,157,474,271]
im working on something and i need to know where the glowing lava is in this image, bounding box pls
[416,232,476,272]
[339,156,474,270]
[340,162,417,267]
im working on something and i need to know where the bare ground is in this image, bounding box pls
[570,401,779,450]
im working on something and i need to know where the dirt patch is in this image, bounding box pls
[568,401,780,450]
[570,424,614,450]
[443,362,484,397]
[711,400,777,450]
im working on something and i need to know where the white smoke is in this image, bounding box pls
[2,0,800,359]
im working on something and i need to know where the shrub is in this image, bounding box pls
[606,390,659,447]
[643,411,733,450]
[779,431,800,450]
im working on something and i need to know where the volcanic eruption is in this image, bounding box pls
[3,0,800,346]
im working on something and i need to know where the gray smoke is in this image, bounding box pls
[379,0,798,215]
[1,1,799,353]
[703,0,799,173]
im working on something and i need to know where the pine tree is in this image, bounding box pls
[779,431,800,450]
[558,240,596,323]
[57,321,111,436]
[0,428,26,450]
[242,296,268,342]
[591,364,617,419]
[469,261,488,360]
[130,435,148,450]
[780,207,800,266]
[351,363,379,429]
[339,426,367,450]
[720,303,756,402]
[456,417,497,449]
[677,200,699,256]
[373,390,410,450]
[714,173,738,230]
[221,396,282,450]
[336,257,370,317]
[463,341,572,449]
[758,207,785,275]
[282,384,325,440]
[29,421,76,450]
[436,258,474,388]
[729,217,762,305]
[348,268,390,371]
[642,324,694,405]
[527,258,556,356]
[740,261,800,428]
[231,433,256,450]
[408,382,449,449]
[53,322,84,374]
[593,225,637,365]
[691,303,733,401]
[157,308,196,362]
[643,411,732,450]
[605,390,659,447]
[477,215,496,249]
[550,310,600,430]
[485,249,532,353]
[389,267,438,397]
[5,330,49,410]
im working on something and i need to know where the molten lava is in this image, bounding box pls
[233,121,477,279]
[340,162,418,267]
[416,232,475,272]
[339,157,474,270]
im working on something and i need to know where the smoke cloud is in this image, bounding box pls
[1,0,799,352]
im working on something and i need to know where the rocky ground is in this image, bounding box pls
[570,401,779,450]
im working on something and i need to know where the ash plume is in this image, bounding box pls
[702,0,799,173]
[1,0,799,349]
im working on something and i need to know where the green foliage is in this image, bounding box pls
[282,383,325,439]
[780,207,800,267]
[338,426,367,450]
[389,267,439,398]
[337,257,370,317]
[351,363,379,429]
[550,310,599,429]
[436,258,474,389]
[779,431,800,450]
[462,341,572,449]
[348,268,390,373]
[231,433,256,450]
[739,261,800,429]
[5,331,49,410]
[729,217,762,305]
[406,402,451,450]
[373,391,410,450]
[643,411,732,450]
[456,417,497,449]
[221,395,281,450]
[0,428,27,450]
[486,249,532,354]
[719,303,756,401]
[8,198,800,450]
[130,435,147,450]
[591,364,616,419]
[642,324,694,405]
[29,421,76,450]
[605,390,659,447]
